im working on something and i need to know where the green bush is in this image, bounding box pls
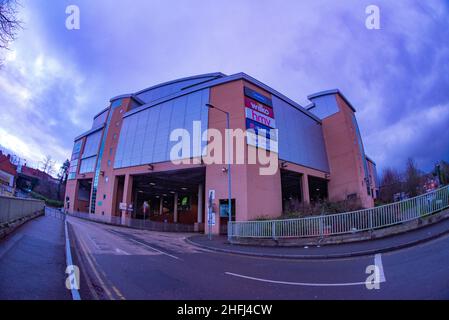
[29,191,64,208]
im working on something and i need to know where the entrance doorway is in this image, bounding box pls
[308,176,329,202]
[281,169,303,213]
[131,167,205,225]
[76,179,92,212]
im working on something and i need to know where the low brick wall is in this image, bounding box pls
[229,208,449,247]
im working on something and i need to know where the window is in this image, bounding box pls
[79,156,96,174]
[347,193,357,201]
[71,140,83,161]
[92,109,108,128]
[68,160,79,180]
[82,130,102,158]
[107,160,111,167]
[68,141,83,179]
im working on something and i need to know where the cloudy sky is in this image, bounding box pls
[0,0,448,175]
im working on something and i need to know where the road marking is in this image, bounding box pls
[225,271,385,287]
[77,234,115,300]
[375,254,386,282]
[64,218,81,300]
[115,248,130,255]
[128,238,181,260]
[112,286,126,300]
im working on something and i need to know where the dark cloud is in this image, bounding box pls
[0,0,447,173]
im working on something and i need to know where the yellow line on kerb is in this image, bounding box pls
[77,235,116,300]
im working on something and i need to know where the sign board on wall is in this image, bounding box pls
[208,212,216,226]
[244,87,273,107]
[244,87,278,152]
[119,202,127,210]
[244,97,275,118]
[246,119,277,141]
[246,131,279,153]
[245,108,276,128]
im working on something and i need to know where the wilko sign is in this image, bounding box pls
[245,108,276,128]
[245,97,274,118]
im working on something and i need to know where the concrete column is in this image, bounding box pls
[301,174,310,205]
[159,196,164,215]
[110,176,119,217]
[121,174,133,222]
[173,193,178,223]
[197,183,203,223]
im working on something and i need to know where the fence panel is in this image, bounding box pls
[0,196,45,224]
[229,185,449,239]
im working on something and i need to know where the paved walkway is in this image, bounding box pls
[187,217,449,259]
[0,214,71,300]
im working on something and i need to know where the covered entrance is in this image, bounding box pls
[129,167,205,228]
[75,179,92,212]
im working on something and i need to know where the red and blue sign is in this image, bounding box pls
[244,87,278,152]
[244,97,274,118]
[246,119,278,141]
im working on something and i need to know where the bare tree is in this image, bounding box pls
[0,0,21,50]
[404,158,423,197]
[379,167,403,203]
[41,155,56,176]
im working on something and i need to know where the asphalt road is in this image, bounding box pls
[1,213,449,300]
[65,216,449,300]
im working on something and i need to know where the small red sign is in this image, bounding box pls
[244,97,274,118]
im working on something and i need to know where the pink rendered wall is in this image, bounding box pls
[94,98,130,216]
[366,159,378,199]
[243,81,282,221]
[321,94,374,208]
[65,179,77,212]
[205,80,283,234]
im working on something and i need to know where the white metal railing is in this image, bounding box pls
[0,196,45,224]
[228,185,449,239]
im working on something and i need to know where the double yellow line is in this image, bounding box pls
[75,227,126,300]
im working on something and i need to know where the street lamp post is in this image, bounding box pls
[206,104,232,238]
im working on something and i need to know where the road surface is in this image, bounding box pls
[1,212,449,299]
[66,215,449,300]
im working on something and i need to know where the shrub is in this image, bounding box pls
[29,191,64,208]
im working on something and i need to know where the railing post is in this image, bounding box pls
[272,221,276,240]
[369,210,373,232]
[319,215,324,237]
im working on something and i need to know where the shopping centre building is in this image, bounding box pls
[65,72,378,234]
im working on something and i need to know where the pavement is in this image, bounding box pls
[187,217,449,259]
[0,212,71,300]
